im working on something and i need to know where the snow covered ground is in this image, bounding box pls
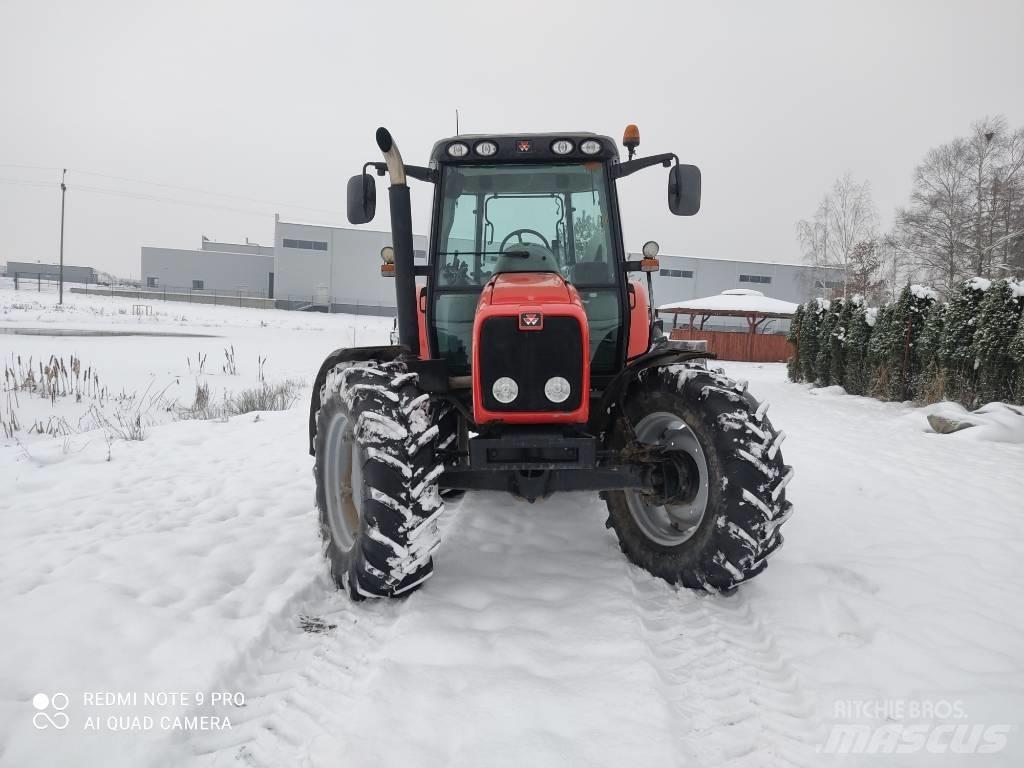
[2,285,1023,767]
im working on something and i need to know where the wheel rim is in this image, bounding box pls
[624,410,709,547]
[323,410,362,553]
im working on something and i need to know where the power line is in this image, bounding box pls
[0,177,55,189]
[70,184,286,218]
[0,163,63,173]
[0,164,340,216]
[0,176,344,222]
[67,168,339,215]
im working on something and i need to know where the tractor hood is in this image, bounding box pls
[485,272,575,306]
[473,270,590,426]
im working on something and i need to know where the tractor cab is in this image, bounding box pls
[311,125,794,601]
[428,141,625,382]
[342,126,702,426]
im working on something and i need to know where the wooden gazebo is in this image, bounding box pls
[657,289,797,363]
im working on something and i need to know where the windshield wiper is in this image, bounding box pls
[437,250,529,258]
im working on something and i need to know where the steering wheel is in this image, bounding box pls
[499,228,551,252]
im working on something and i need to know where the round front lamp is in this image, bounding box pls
[492,377,519,404]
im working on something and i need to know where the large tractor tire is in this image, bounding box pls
[313,358,444,599]
[604,365,794,594]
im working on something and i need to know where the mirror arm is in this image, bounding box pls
[362,161,435,184]
[404,165,437,183]
[356,162,386,222]
[611,152,678,180]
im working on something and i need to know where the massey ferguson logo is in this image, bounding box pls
[519,312,543,330]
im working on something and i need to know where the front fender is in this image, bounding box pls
[308,345,405,455]
[587,346,714,438]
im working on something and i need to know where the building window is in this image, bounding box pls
[192,280,204,290]
[815,279,844,290]
[739,274,772,284]
[146,277,159,287]
[658,269,694,278]
[282,238,328,251]
[414,249,426,261]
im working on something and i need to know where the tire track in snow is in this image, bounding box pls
[629,573,820,767]
[176,575,408,767]
[177,493,819,767]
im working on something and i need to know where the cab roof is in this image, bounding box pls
[429,133,619,165]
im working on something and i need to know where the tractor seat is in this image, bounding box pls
[571,260,611,284]
[493,242,560,274]
[571,239,611,284]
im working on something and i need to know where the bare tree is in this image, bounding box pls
[797,173,879,297]
[875,234,920,303]
[893,116,1024,294]
[845,239,884,302]
[990,124,1024,276]
[966,116,1006,276]
[892,138,974,295]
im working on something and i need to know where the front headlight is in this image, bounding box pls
[492,377,519,404]
[544,376,571,403]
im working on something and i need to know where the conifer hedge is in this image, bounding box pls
[787,278,1024,407]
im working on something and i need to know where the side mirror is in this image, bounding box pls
[346,174,376,224]
[668,164,701,216]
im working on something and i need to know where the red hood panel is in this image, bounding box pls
[487,273,571,305]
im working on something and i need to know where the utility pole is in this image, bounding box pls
[58,168,67,304]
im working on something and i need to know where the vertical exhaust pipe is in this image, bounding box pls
[375,127,419,356]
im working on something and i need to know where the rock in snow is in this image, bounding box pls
[926,413,977,433]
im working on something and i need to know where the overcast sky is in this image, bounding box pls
[2,0,1022,278]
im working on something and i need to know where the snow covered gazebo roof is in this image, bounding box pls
[657,289,798,320]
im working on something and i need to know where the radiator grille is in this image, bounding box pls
[479,316,583,412]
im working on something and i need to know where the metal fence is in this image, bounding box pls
[11,272,113,293]
[274,297,397,316]
[12,272,66,292]
[136,282,270,299]
[75,283,275,309]
[10,272,399,316]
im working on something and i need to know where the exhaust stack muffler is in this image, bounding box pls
[376,127,419,356]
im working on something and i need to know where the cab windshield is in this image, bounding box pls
[431,163,623,376]
[436,163,617,287]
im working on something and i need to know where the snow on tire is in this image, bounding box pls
[604,364,794,594]
[313,359,444,600]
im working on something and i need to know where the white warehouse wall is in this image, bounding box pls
[273,220,427,314]
[647,253,843,307]
[141,246,274,295]
[138,222,838,318]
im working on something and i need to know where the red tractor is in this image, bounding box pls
[310,126,793,599]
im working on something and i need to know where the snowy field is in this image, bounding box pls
[2,285,1023,767]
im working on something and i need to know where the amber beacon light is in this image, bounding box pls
[622,124,640,159]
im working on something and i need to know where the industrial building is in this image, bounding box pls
[647,252,843,307]
[5,260,97,285]
[141,239,274,296]
[273,217,427,314]
[140,219,838,315]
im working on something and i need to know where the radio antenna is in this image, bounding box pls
[455,109,460,135]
